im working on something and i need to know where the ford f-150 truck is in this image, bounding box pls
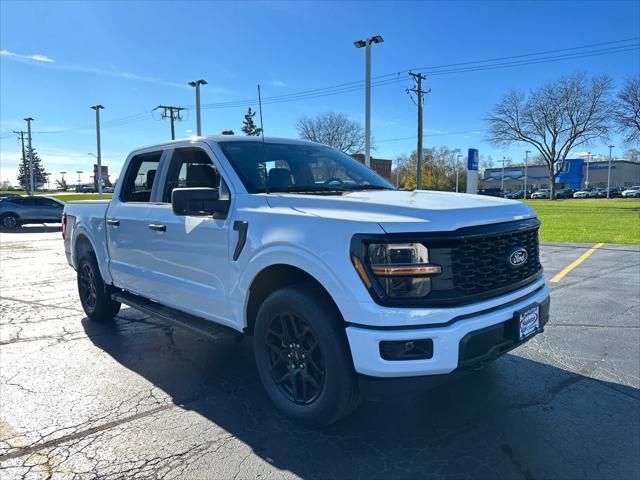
[63,136,550,425]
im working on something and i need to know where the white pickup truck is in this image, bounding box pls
[63,136,550,425]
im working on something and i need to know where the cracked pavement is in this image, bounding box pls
[0,227,638,479]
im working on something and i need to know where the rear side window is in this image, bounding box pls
[36,197,62,207]
[120,152,162,203]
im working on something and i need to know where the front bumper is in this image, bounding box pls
[345,282,550,378]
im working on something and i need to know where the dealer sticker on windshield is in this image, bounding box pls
[518,304,540,340]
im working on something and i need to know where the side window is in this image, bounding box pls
[35,197,61,207]
[120,151,162,203]
[162,148,228,203]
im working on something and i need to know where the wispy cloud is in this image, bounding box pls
[1,49,189,89]
[0,49,54,63]
[269,80,287,87]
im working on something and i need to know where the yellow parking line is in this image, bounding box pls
[550,243,604,283]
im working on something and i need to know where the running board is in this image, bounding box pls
[112,291,242,344]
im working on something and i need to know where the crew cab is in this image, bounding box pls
[63,136,550,425]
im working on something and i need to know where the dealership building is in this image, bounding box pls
[481,159,640,191]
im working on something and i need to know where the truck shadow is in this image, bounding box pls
[82,310,639,479]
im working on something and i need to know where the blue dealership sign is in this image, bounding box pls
[468,149,479,171]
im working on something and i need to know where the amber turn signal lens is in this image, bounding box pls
[370,264,442,276]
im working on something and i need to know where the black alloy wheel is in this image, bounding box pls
[265,312,325,405]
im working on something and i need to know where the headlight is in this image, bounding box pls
[353,242,441,299]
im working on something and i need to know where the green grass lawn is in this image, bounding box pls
[524,199,640,245]
[50,193,112,202]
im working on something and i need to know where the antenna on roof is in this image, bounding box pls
[258,84,269,194]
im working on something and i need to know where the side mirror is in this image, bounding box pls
[171,187,229,217]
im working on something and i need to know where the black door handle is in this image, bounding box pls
[148,224,166,232]
[106,219,119,226]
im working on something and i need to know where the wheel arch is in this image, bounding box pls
[72,229,113,285]
[244,264,344,336]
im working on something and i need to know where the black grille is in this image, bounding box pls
[451,227,541,296]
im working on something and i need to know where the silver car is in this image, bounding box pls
[0,195,64,229]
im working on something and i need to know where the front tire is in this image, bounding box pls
[253,284,360,426]
[1,213,20,229]
[77,254,121,321]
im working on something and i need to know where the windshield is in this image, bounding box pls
[218,141,394,193]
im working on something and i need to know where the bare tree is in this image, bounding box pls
[486,73,614,199]
[615,75,640,145]
[296,112,367,154]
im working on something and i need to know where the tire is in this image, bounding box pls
[1,213,20,229]
[77,253,121,321]
[253,284,361,426]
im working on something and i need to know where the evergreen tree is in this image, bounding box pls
[241,108,262,136]
[17,148,48,192]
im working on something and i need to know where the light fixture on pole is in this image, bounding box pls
[607,145,615,199]
[90,105,104,199]
[456,154,462,193]
[354,35,384,168]
[524,150,530,199]
[188,79,207,136]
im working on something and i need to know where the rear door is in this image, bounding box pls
[105,150,165,298]
[33,197,64,221]
[140,145,234,326]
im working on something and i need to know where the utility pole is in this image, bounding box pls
[354,35,384,168]
[154,105,185,140]
[456,154,462,193]
[607,145,614,199]
[524,150,530,199]
[24,118,34,195]
[91,105,104,199]
[408,71,429,189]
[13,131,27,191]
[188,79,207,136]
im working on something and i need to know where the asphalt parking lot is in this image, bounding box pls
[0,227,638,480]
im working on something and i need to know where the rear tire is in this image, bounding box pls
[253,284,361,427]
[1,213,20,229]
[77,253,121,321]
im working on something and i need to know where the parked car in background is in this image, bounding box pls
[596,187,624,198]
[531,189,550,199]
[0,195,64,229]
[75,184,95,193]
[622,186,640,198]
[0,193,21,201]
[477,188,503,197]
[555,188,576,199]
[103,186,114,193]
[573,188,599,198]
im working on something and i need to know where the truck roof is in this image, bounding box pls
[132,135,321,153]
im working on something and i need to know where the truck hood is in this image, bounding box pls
[265,190,537,233]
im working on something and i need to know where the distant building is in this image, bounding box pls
[481,159,640,191]
[351,153,392,180]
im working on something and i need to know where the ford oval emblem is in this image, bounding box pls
[508,247,528,267]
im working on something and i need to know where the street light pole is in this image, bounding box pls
[188,79,207,136]
[585,152,591,188]
[501,156,506,193]
[354,35,384,168]
[607,145,615,199]
[91,105,104,199]
[24,117,34,195]
[524,150,530,199]
[76,171,83,184]
[456,154,462,192]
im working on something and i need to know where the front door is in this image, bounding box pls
[141,145,233,327]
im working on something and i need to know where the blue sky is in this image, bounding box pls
[1,0,639,185]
